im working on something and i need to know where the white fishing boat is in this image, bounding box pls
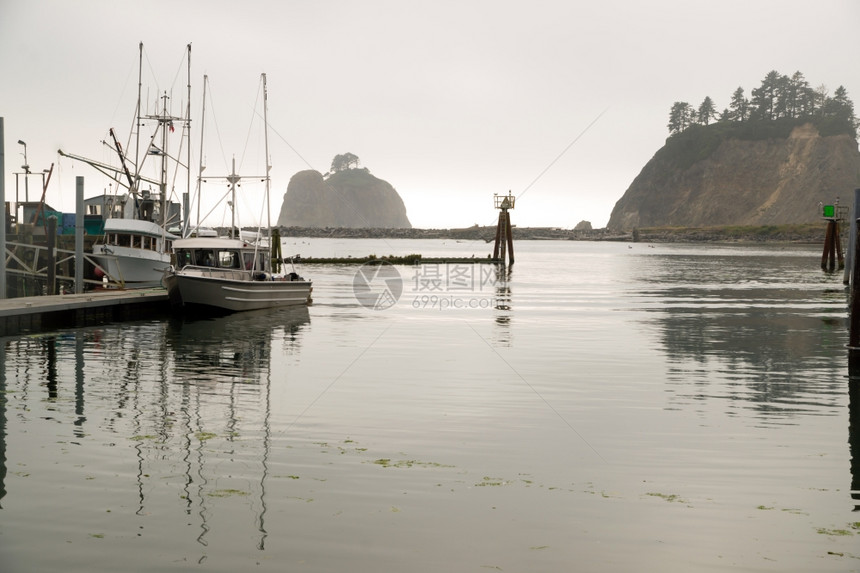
[59,43,191,288]
[93,217,179,286]
[164,73,312,313]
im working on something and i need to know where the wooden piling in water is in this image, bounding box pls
[492,192,515,266]
[848,219,860,360]
[821,218,844,272]
[505,211,514,265]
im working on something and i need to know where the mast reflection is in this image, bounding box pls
[163,306,310,547]
[0,342,6,508]
[849,360,859,511]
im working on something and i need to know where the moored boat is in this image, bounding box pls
[59,42,191,288]
[163,72,312,314]
[164,236,312,312]
[92,218,179,286]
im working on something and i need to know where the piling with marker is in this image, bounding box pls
[492,191,515,266]
[821,200,847,272]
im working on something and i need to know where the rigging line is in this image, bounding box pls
[141,45,161,102]
[257,114,314,172]
[168,48,188,101]
[280,325,393,434]
[110,57,137,138]
[517,106,609,201]
[463,320,608,464]
[195,185,235,227]
[202,77,230,174]
[239,77,265,174]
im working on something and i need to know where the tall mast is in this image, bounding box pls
[185,43,192,236]
[195,75,208,236]
[262,73,271,235]
[228,156,240,239]
[159,91,169,225]
[134,42,143,195]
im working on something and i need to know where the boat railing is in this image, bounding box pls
[181,265,255,281]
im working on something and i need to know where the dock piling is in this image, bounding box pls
[821,202,846,272]
[75,177,84,293]
[46,216,57,295]
[492,192,515,266]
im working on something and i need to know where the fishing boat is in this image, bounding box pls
[163,235,312,312]
[59,43,191,288]
[93,216,179,286]
[163,73,312,313]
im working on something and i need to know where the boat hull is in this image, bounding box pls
[92,247,172,286]
[93,218,177,287]
[166,269,312,313]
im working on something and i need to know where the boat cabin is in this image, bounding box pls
[100,218,178,253]
[173,239,270,273]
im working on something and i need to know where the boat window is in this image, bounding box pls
[197,249,216,267]
[118,233,131,247]
[175,249,193,268]
[218,250,241,269]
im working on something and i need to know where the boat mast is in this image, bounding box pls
[134,42,143,196]
[185,43,192,237]
[262,73,271,235]
[194,75,209,236]
[159,92,170,225]
[227,156,240,239]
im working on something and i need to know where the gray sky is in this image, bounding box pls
[2,0,858,229]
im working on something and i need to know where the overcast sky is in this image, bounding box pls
[2,0,858,229]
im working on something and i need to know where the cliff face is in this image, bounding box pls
[277,169,411,229]
[608,123,860,231]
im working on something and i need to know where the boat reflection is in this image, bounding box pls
[157,305,310,548]
[165,305,309,383]
[0,305,309,550]
[849,362,860,512]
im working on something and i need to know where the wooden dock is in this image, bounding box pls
[0,288,171,337]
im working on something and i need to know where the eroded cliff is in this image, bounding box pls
[608,122,860,231]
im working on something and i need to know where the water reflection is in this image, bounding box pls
[849,361,860,511]
[493,265,512,346]
[1,306,309,550]
[0,343,6,508]
[166,306,308,380]
[632,251,847,420]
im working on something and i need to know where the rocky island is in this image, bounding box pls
[277,153,411,229]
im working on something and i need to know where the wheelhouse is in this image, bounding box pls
[173,240,270,273]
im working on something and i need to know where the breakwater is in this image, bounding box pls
[268,223,828,243]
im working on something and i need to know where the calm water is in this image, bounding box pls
[1,239,858,572]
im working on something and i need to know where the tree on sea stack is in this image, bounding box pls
[330,153,360,173]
